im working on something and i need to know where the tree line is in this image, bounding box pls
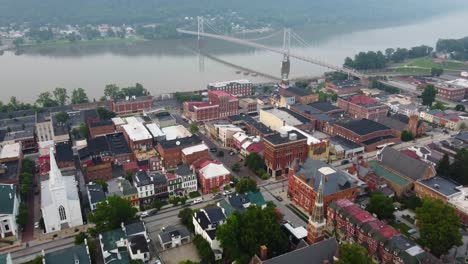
[436,36,468,60]
[344,45,433,70]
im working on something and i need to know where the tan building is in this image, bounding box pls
[259,107,314,132]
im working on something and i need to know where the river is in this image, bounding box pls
[1,9,468,102]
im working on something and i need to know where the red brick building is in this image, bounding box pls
[193,159,230,194]
[157,136,202,169]
[279,86,319,105]
[264,130,308,178]
[181,143,210,166]
[330,119,400,151]
[326,199,438,264]
[326,80,364,95]
[287,159,359,214]
[183,91,239,122]
[89,120,116,138]
[434,79,468,101]
[337,94,389,120]
[207,79,253,97]
[110,96,153,115]
[208,90,239,118]
[83,162,113,182]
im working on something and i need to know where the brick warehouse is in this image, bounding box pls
[183,90,239,122]
[110,95,153,115]
[337,94,389,120]
[287,159,359,214]
[264,130,308,178]
[207,79,253,97]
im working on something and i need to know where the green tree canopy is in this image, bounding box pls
[421,84,437,107]
[231,162,241,172]
[55,111,70,124]
[189,122,199,134]
[431,67,443,77]
[217,204,288,263]
[88,195,137,233]
[400,130,415,142]
[455,104,466,112]
[336,243,373,264]
[53,87,69,106]
[178,208,196,232]
[235,178,258,193]
[36,91,58,107]
[436,153,451,177]
[244,152,265,172]
[416,198,462,257]
[96,107,116,120]
[193,235,215,263]
[448,148,468,185]
[366,192,395,221]
[71,88,89,104]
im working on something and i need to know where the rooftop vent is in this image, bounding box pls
[289,133,297,141]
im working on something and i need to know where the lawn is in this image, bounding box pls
[394,67,431,75]
[405,57,441,69]
[189,191,201,198]
[390,222,411,236]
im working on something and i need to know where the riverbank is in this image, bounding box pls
[16,36,148,50]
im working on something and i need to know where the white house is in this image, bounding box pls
[176,164,198,194]
[193,207,226,260]
[158,225,191,250]
[0,184,19,239]
[41,147,83,233]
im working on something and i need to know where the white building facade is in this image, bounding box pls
[41,148,83,233]
[0,184,19,239]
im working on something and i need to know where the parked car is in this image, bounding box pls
[140,211,150,217]
[341,159,350,165]
[211,193,222,199]
[275,195,283,202]
[34,222,40,229]
[223,190,233,196]
[210,147,218,153]
[192,198,203,204]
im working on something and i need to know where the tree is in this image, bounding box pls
[455,104,466,112]
[13,37,24,48]
[416,198,462,257]
[448,148,468,185]
[71,88,89,104]
[431,101,446,111]
[421,84,437,107]
[436,153,451,177]
[16,204,28,229]
[107,28,116,38]
[460,122,467,130]
[55,111,70,124]
[231,162,241,172]
[431,67,443,77]
[217,204,288,263]
[244,152,265,172]
[400,130,414,142]
[74,232,87,245]
[193,235,215,263]
[336,243,373,264]
[366,192,395,221]
[104,84,122,99]
[97,107,116,120]
[79,122,89,138]
[235,178,258,193]
[178,208,195,232]
[88,195,137,233]
[189,122,199,134]
[36,92,58,107]
[95,179,109,193]
[53,87,68,106]
[151,199,164,211]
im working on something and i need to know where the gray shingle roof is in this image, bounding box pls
[0,184,16,214]
[379,147,433,181]
[158,225,191,244]
[262,238,337,264]
[44,244,91,264]
[337,119,391,136]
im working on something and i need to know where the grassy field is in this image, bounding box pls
[392,57,468,76]
[405,57,442,69]
[394,67,431,75]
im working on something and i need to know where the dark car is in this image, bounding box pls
[341,159,350,165]
[210,147,218,152]
[275,195,283,202]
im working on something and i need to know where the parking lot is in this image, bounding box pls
[159,242,200,264]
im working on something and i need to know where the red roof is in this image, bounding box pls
[334,199,355,208]
[353,210,376,223]
[349,94,378,105]
[400,150,421,160]
[123,161,138,172]
[208,90,237,100]
[367,220,399,239]
[344,204,364,218]
[165,173,177,180]
[246,142,264,153]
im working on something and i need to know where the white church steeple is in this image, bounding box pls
[49,147,63,187]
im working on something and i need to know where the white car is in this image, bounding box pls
[192,198,203,204]
[34,222,40,229]
[223,190,233,196]
[140,211,150,217]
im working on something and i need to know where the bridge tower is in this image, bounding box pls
[281,28,291,88]
[197,16,204,41]
[197,16,205,72]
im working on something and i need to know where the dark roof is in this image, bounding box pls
[277,107,311,123]
[337,119,391,136]
[129,235,150,254]
[158,135,202,150]
[361,135,396,146]
[330,79,362,89]
[418,176,461,197]
[43,244,91,264]
[228,193,250,212]
[0,160,20,183]
[455,132,468,143]
[0,184,16,214]
[106,133,131,155]
[87,183,106,205]
[379,147,433,181]
[55,142,74,163]
[262,238,338,264]
[206,229,217,240]
[0,130,6,142]
[194,211,210,229]
[204,206,226,224]
[158,225,191,244]
[125,221,146,236]
[89,119,114,128]
[176,164,192,176]
[284,86,312,97]
[113,95,153,105]
[239,114,274,135]
[264,130,307,145]
[151,172,168,185]
[227,115,243,122]
[133,170,152,187]
[330,135,362,150]
[81,109,99,122]
[79,136,110,159]
[295,159,356,196]
[376,116,407,132]
[308,102,341,113]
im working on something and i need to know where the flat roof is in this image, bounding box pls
[264,130,307,145]
[208,79,251,88]
[330,135,362,150]
[418,176,462,198]
[122,122,152,142]
[449,187,468,215]
[283,223,307,239]
[145,123,165,138]
[279,125,323,145]
[337,119,391,136]
[182,143,208,155]
[111,117,126,126]
[0,143,21,160]
[308,102,342,113]
[161,125,192,141]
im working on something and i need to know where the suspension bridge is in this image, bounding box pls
[177,17,366,83]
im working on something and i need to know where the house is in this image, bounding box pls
[0,184,19,239]
[165,173,183,196]
[43,243,92,264]
[87,183,107,211]
[194,160,230,194]
[218,191,267,216]
[123,221,151,263]
[158,225,191,250]
[250,238,338,264]
[132,170,156,207]
[287,159,359,214]
[193,207,227,260]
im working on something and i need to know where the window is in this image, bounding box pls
[59,206,67,221]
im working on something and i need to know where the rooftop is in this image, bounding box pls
[113,95,153,105]
[122,122,152,142]
[182,143,208,156]
[0,160,20,183]
[379,147,433,181]
[308,102,342,113]
[199,161,230,179]
[279,125,325,145]
[295,159,357,196]
[125,221,146,236]
[3,129,35,141]
[0,143,21,160]
[0,184,16,214]
[336,119,391,136]
[158,225,191,244]
[161,125,192,141]
[418,176,462,198]
[376,116,407,132]
[145,123,165,138]
[238,114,274,135]
[158,135,202,150]
[128,235,150,255]
[284,86,312,97]
[55,142,74,163]
[208,79,251,88]
[261,238,337,264]
[43,244,91,264]
[176,164,192,176]
[346,94,382,107]
[264,130,307,145]
[106,133,131,155]
[87,183,106,205]
[330,79,363,89]
[330,135,363,150]
[367,161,410,187]
[89,119,114,128]
[449,187,468,215]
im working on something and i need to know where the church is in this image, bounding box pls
[41,147,83,233]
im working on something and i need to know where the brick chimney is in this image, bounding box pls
[260,245,268,260]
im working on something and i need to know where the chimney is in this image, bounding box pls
[260,245,268,260]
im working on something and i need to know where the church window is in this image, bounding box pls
[59,206,67,221]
